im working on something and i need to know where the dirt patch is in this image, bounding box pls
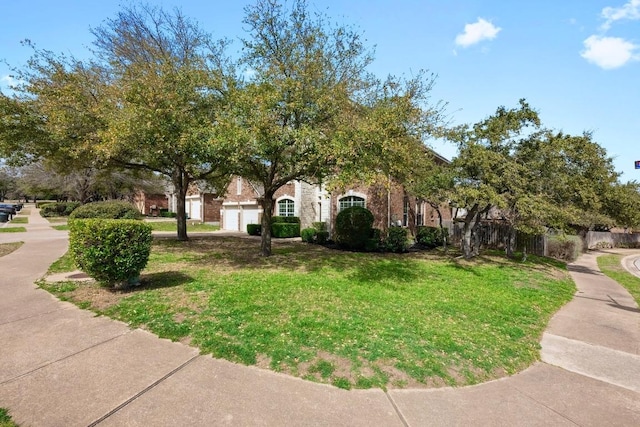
[0,241,23,258]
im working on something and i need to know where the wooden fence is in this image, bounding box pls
[444,221,548,256]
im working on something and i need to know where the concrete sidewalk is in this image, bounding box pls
[1,206,639,425]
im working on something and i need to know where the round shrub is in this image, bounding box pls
[40,202,81,217]
[69,200,142,220]
[385,227,409,253]
[301,227,317,243]
[69,219,152,287]
[416,226,445,248]
[315,230,329,245]
[335,206,374,250]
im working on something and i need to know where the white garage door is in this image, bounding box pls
[189,200,202,220]
[242,206,260,231]
[223,208,239,231]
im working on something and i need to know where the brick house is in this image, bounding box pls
[218,175,452,236]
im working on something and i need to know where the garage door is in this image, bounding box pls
[242,206,260,231]
[223,208,239,231]
[189,200,202,220]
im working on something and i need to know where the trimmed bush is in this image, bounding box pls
[247,223,261,236]
[40,202,81,217]
[271,216,300,224]
[272,222,301,238]
[315,231,329,245]
[312,222,327,231]
[416,226,446,248]
[69,200,142,220]
[385,227,409,253]
[335,206,374,250]
[547,235,582,262]
[69,219,152,287]
[301,227,317,243]
[160,210,177,218]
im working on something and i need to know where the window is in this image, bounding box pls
[338,196,365,211]
[278,199,295,216]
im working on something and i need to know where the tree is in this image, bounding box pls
[0,165,17,201]
[604,181,640,231]
[221,0,441,256]
[92,4,234,240]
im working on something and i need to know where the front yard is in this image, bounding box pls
[41,236,575,390]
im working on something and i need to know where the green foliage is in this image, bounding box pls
[301,227,317,243]
[69,219,152,287]
[416,226,446,248]
[0,408,18,427]
[335,206,374,250]
[547,235,583,262]
[312,221,327,231]
[271,216,300,224]
[40,201,81,217]
[271,222,300,238]
[160,210,177,218]
[247,223,261,236]
[385,227,409,253]
[315,231,329,245]
[69,200,141,220]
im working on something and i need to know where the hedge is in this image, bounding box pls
[272,222,300,238]
[301,227,317,243]
[69,200,142,220]
[247,223,261,236]
[271,216,300,224]
[40,202,81,217]
[385,227,409,253]
[69,219,152,287]
[416,226,446,248]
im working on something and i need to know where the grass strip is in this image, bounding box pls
[52,225,69,231]
[597,254,640,305]
[0,227,26,233]
[0,242,23,258]
[9,217,28,224]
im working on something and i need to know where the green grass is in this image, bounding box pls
[42,237,574,390]
[0,242,23,258]
[47,251,77,274]
[44,217,68,223]
[147,221,220,232]
[0,227,26,233]
[52,225,69,231]
[9,217,28,224]
[0,408,18,427]
[597,254,640,304]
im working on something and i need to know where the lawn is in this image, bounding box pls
[41,237,575,390]
[52,225,69,231]
[9,217,28,224]
[0,227,26,233]
[0,242,23,258]
[597,253,640,304]
[146,221,220,232]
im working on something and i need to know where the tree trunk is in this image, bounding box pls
[432,203,448,252]
[462,204,479,259]
[259,195,275,257]
[173,171,189,241]
[505,227,517,258]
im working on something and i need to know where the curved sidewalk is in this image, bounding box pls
[1,207,639,426]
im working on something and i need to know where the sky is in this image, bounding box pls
[1,0,639,181]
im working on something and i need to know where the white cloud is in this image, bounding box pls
[455,18,501,48]
[581,35,639,69]
[601,0,640,30]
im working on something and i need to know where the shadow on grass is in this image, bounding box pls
[134,271,195,291]
[150,236,477,284]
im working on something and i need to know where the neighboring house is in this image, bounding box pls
[133,191,169,216]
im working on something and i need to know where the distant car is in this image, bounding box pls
[0,204,17,215]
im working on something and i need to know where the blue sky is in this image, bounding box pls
[1,0,639,181]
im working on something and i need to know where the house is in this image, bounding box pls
[217,175,452,236]
[133,191,169,216]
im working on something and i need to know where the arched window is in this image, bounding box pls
[338,195,365,211]
[278,199,295,216]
